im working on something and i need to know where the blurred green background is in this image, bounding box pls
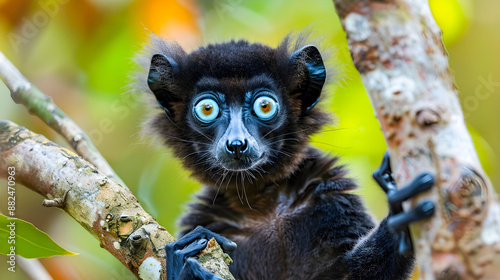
[0,0,498,279]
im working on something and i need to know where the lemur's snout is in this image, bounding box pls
[226,139,249,159]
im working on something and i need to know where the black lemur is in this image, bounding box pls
[139,34,435,280]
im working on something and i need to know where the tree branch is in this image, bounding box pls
[17,256,53,280]
[332,0,500,279]
[0,121,235,279]
[0,120,174,279]
[0,51,127,189]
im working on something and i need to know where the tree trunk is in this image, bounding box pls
[332,0,500,279]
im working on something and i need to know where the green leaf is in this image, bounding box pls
[0,214,77,258]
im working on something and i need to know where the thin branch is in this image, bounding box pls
[17,257,53,280]
[0,51,128,189]
[0,52,30,93]
[332,0,500,279]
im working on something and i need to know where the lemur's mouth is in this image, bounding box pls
[219,154,265,172]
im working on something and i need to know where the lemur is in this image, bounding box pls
[137,34,435,280]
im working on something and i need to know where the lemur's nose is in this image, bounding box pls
[226,139,249,159]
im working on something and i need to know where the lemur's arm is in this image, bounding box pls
[305,152,434,279]
[341,154,434,279]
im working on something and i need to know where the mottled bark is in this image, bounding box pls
[332,0,500,279]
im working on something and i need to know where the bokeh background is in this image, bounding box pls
[0,0,498,279]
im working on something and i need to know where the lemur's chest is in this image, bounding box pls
[224,193,323,279]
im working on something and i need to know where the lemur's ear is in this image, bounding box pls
[289,45,326,111]
[148,53,180,113]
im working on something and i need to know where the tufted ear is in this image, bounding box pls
[148,53,180,113]
[289,45,326,111]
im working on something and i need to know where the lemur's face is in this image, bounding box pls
[186,76,287,172]
[145,38,329,186]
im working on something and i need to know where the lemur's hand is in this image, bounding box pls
[166,226,237,280]
[373,152,435,256]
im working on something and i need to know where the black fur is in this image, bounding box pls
[138,35,414,279]
[179,148,413,279]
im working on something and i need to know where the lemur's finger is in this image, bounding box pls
[179,258,225,280]
[167,239,208,280]
[176,226,237,252]
[388,201,435,232]
[372,152,396,194]
[178,239,209,259]
[387,173,434,207]
[398,230,414,257]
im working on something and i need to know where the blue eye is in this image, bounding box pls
[194,98,220,123]
[253,96,278,120]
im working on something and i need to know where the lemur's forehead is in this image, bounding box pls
[194,75,280,105]
[187,41,276,78]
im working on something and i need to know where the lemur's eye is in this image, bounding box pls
[253,96,278,120]
[194,98,219,123]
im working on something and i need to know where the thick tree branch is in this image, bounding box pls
[333,0,500,279]
[0,121,235,279]
[0,51,127,189]
[0,120,174,279]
